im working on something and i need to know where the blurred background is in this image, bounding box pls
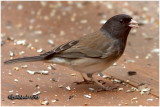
[1,1,159,106]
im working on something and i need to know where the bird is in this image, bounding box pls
[4,14,138,91]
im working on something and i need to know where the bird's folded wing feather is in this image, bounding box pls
[54,31,114,58]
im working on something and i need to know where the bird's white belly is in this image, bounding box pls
[70,58,117,74]
[49,57,117,74]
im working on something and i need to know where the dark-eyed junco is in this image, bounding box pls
[4,14,138,90]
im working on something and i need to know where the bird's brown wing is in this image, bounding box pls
[54,31,114,58]
[41,40,79,59]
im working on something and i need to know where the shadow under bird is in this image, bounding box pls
[4,14,138,91]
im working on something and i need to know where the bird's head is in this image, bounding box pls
[100,14,138,39]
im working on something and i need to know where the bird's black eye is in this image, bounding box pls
[119,19,124,23]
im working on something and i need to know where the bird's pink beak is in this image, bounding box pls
[129,19,139,28]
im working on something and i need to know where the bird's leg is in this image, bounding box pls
[92,74,119,92]
[73,73,95,84]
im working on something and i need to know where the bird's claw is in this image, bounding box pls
[73,80,95,85]
[95,85,120,92]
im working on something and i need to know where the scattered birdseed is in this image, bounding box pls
[131,87,138,91]
[40,1,47,7]
[126,80,130,83]
[51,99,57,103]
[48,39,54,45]
[19,51,25,55]
[44,16,49,21]
[113,79,121,83]
[34,39,39,43]
[26,70,49,75]
[47,66,52,70]
[145,53,151,59]
[128,71,137,76]
[135,56,139,59]
[14,79,18,82]
[8,72,12,76]
[147,99,153,101]
[60,30,65,36]
[98,73,103,77]
[89,88,94,91]
[151,48,159,53]
[34,30,42,35]
[41,100,49,105]
[58,85,63,88]
[9,51,14,57]
[118,88,123,91]
[100,20,106,24]
[106,3,113,9]
[71,74,76,76]
[102,75,108,79]
[124,59,135,63]
[17,4,23,10]
[37,48,43,53]
[68,95,74,100]
[41,70,49,75]
[26,70,35,75]
[140,88,151,95]
[80,19,88,24]
[84,95,91,99]
[13,67,19,71]
[142,7,148,12]
[16,40,26,45]
[33,91,41,96]
[21,65,28,68]
[113,62,117,66]
[66,86,71,91]
[132,97,138,100]
[12,102,15,104]
[9,90,13,93]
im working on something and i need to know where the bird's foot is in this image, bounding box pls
[73,80,95,85]
[95,85,120,92]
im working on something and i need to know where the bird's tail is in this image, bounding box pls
[4,56,45,64]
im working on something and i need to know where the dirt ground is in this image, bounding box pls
[1,1,159,106]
